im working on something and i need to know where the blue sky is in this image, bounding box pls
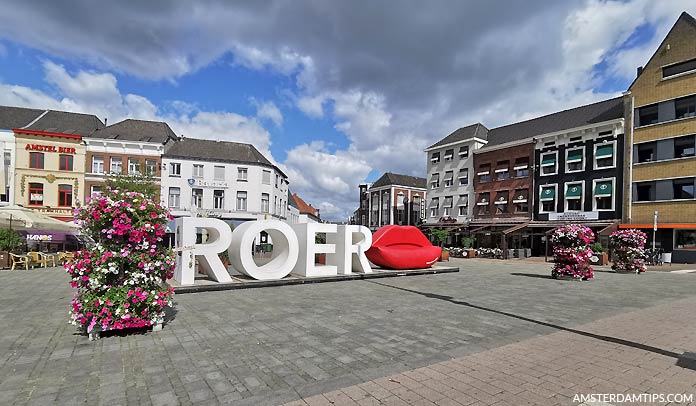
[0,1,693,220]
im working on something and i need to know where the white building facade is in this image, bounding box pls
[424,124,488,225]
[161,138,288,225]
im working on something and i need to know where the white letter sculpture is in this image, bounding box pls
[327,225,373,275]
[292,222,338,277]
[229,220,299,280]
[174,217,233,286]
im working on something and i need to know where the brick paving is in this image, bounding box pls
[0,258,695,405]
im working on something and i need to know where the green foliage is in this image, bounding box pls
[0,228,23,252]
[461,237,476,248]
[590,242,604,253]
[431,229,449,247]
[104,172,159,200]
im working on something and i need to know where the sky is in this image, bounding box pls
[0,0,694,221]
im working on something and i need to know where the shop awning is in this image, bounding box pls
[567,148,583,163]
[599,221,620,236]
[566,184,582,198]
[594,181,612,197]
[503,222,531,235]
[18,230,74,243]
[540,187,555,201]
[541,154,556,166]
[596,144,613,158]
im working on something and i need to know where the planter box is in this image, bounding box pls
[0,251,10,269]
[590,252,609,266]
[464,249,476,258]
[439,251,450,261]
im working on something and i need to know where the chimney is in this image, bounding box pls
[637,66,643,77]
[104,117,108,126]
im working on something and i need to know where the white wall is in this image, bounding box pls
[0,130,16,205]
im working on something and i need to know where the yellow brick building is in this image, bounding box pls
[623,12,696,262]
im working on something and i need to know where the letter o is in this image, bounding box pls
[229,220,299,280]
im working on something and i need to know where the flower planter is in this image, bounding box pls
[466,249,476,258]
[439,250,450,261]
[610,229,647,274]
[550,224,595,280]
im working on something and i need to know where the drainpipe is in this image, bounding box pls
[628,93,635,223]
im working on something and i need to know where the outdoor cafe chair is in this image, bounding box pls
[39,252,57,268]
[57,251,75,265]
[27,252,46,268]
[10,253,30,271]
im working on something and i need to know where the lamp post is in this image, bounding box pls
[653,210,658,256]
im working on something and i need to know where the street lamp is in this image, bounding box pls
[653,210,658,256]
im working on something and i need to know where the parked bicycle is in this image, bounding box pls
[644,248,663,267]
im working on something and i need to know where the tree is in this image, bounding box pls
[104,172,159,200]
[431,229,449,248]
[0,228,23,252]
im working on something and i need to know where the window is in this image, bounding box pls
[636,182,655,202]
[429,198,439,217]
[494,191,509,214]
[675,229,696,249]
[238,167,248,181]
[128,158,141,175]
[29,152,44,169]
[674,135,696,158]
[90,185,102,196]
[458,168,468,186]
[565,182,583,211]
[236,191,247,211]
[59,154,73,171]
[539,185,556,213]
[565,147,584,172]
[476,193,490,215]
[637,142,656,163]
[457,195,468,216]
[675,96,696,119]
[513,189,529,213]
[593,179,613,211]
[430,173,440,189]
[443,196,453,213]
[170,162,181,176]
[92,156,104,174]
[110,157,122,174]
[638,104,659,126]
[192,164,204,178]
[540,152,557,175]
[444,149,454,161]
[191,188,203,208]
[458,206,467,216]
[58,184,73,207]
[214,166,225,181]
[514,158,529,177]
[168,187,180,208]
[261,193,270,212]
[275,174,279,188]
[213,190,225,209]
[495,161,509,180]
[663,58,696,79]
[673,178,695,199]
[274,196,278,215]
[458,146,469,158]
[594,143,615,169]
[262,170,271,184]
[145,160,157,176]
[444,171,454,187]
[431,152,440,164]
[28,183,43,206]
[477,164,491,182]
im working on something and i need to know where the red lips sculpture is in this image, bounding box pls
[365,225,442,269]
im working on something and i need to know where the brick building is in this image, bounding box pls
[623,12,696,262]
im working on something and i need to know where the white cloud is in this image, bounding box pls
[252,99,283,127]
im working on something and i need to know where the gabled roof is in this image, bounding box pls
[482,96,624,148]
[24,110,104,135]
[426,123,488,150]
[89,119,177,143]
[291,193,319,218]
[370,172,427,189]
[629,12,696,90]
[0,106,44,130]
[164,137,272,165]
[287,189,300,210]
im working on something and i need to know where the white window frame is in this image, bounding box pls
[262,170,271,184]
[565,146,585,173]
[444,171,454,187]
[168,187,180,208]
[90,185,102,196]
[91,156,104,174]
[214,165,225,181]
[261,193,270,213]
[564,181,584,212]
[429,198,439,217]
[191,188,203,208]
[110,157,122,174]
[192,164,204,178]
[458,205,467,216]
[540,151,558,176]
[213,190,224,209]
[170,162,181,177]
[458,146,469,158]
[238,167,248,181]
[538,183,557,214]
[444,149,454,161]
[128,158,141,175]
[236,191,248,211]
[430,173,440,189]
[431,152,440,164]
[593,141,617,170]
[592,177,615,212]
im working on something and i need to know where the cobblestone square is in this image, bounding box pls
[1,258,695,405]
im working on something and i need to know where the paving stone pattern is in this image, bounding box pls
[0,258,695,405]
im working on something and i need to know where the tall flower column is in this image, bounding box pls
[610,229,647,273]
[66,188,175,339]
[550,224,595,280]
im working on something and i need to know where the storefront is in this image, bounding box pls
[619,224,696,263]
[12,129,86,221]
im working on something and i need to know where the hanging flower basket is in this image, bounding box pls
[65,187,176,339]
[609,229,647,274]
[549,224,595,280]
